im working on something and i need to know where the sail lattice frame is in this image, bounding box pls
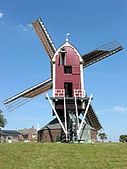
[32,17,56,60]
[4,78,52,112]
[82,40,123,68]
[84,100,102,131]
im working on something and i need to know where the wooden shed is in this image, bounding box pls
[38,118,97,143]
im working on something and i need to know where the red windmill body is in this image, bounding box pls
[48,40,86,142]
[53,42,84,98]
[4,17,123,143]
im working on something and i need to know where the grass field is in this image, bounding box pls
[0,142,127,169]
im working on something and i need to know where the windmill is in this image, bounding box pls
[4,17,123,143]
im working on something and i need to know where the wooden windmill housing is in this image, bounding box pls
[4,17,123,143]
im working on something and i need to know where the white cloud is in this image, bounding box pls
[18,24,33,32]
[97,106,127,114]
[0,12,4,18]
[19,24,33,32]
[113,106,127,113]
[23,27,28,31]
[27,24,32,27]
[19,24,28,31]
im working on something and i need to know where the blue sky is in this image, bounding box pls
[0,0,126,142]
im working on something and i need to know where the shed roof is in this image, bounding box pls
[39,118,95,131]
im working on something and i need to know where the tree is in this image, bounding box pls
[0,110,7,128]
[98,132,107,142]
[119,135,127,142]
[18,129,24,132]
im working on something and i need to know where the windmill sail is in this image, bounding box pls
[4,78,52,112]
[32,17,56,60]
[84,100,102,131]
[82,40,123,68]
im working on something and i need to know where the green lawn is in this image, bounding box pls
[0,142,127,169]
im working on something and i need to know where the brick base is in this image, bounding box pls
[38,129,65,142]
[91,130,97,141]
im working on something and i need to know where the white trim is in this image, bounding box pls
[55,89,65,97]
[80,63,84,91]
[53,63,55,97]
[52,41,83,62]
[74,89,85,98]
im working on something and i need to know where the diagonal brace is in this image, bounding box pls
[46,93,67,135]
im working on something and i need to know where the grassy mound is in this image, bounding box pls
[0,142,127,169]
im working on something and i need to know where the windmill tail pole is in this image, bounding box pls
[77,93,93,138]
[46,93,67,137]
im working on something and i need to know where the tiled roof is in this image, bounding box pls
[39,118,95,131]
[20,127,37,135]
[1,130,20,136]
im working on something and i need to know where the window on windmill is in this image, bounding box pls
[59,47,66,65]
[64,66,72,74]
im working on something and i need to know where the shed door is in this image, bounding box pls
[64,82,72,97]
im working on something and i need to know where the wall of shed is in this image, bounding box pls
[0,135,19,143]
[38,128,97,143]
[80,129,97,143]
[19,134,37,142]
[38,129,65,142]
[80,129,91,143]
[91,130,97,141]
